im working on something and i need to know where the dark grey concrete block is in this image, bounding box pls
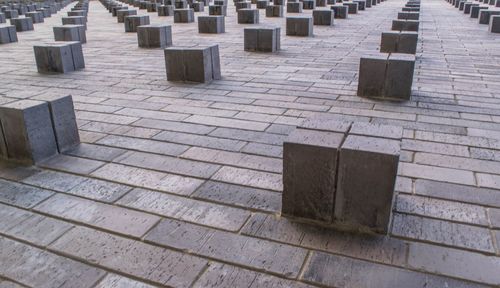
[0,100,57,164]
[117,9,137,22]
[146,2,157,12]
[192,2,205,12]
[316,0,327,7]
[124,15,149,32]
[391,19,419,31]
[53,25,86,43]
[397,11,419,20]
[357,54,388,99]
[380,31,418,54]
[0,13,5,23]
[490,15,500,32]
[287,2,303,12]
[68,10,86,17]
[25,11,43,23]
[4,10,18,19]
[173,8,194,22]
[157,5,174,16]
[353,0,365,10]
[62,16,86,30]
[244,26,280,52]
[470,5,487,18]
[331,4,348,18]
[37,8,52,18]
[174,0,189,8]
[343,2,358,13]
[209,5,227,15]
[464,3,478,14]
[274,0,285,4]
[0,25,17,44]
[238,8,259,23]
[45,95,80,152]
[235,1,252,11]
[34,41,85,73]
[198,15,225,33]
[257,0,268,8]
[335,134,400,234]
[10,17,33,31]
[282,128,344,222]
[137,24,173,48]
[313,9,333,25]
[265,4,283,17]
[479,9,500,24]
[286,16,313,36]
[164,44,221,83]
[384,53,415,100]
[302,0,316,9]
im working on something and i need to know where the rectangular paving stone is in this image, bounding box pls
[95,274,156,288]
[96,135,189,156]
[39,154,105,175]
[0,179,54,208]
[211,166,282,191]
[132,118,215,134]
[0,237,105,288]
[303,251,489,288]
[153,130,246,152]
[49,226,207,287]
[210,127,285,145]
[34,193,160,237]
[91,163,204,195]
[184,115,270,131]
[117,188,250,231]
[67,178,132,202]
[22,170,87,192]
[65,143,127,161]
[398,163,475,186]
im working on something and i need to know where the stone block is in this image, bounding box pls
[11,16,34,31]
[489,15,500,32]
[257,0,268,8]
[174,0,189,8]
[357,53,415,101]
[331,4,348,18]
[302,0,316,9]
[164,45,221,83]
[117,9,137,22]
[37,8,52,18]
[25,11,43,23]
[157,5,174,16]
[137,24,173,48]
[34,41,85,73]
[53,25,86,43]
[397,11,419,20]
[244,26,280,52]
[173,8,194,22]
[4,10,18,19]
[282,128,344,222]
[68,10,86,17]
[198,15,225,33]
[479,9,500,24]
[192,2,205,11]
[238,8,259,23]
[214,0,226,5]
[124,15,150,32]
[286,16,313,36]
[265,4,283,17]
[464,3,478,14]
[313,9,333,25]
[335,134,401,234]
[380,31,418,54]
[0,25,17,44]
[45,95,80,152]
[0,100,57,164]
[235,1,252,10]
[287,2,303,13]
[146,2,157,12]
[62,16,87,29]
[316,0,326,7]
[343,2,358,13]
[274,0,285,4]
[0,13,5,23]
[470,5,487,18]
[209,5,227,15]
[391,19,419,31]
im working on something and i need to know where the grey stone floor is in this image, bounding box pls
[1,0,500,286]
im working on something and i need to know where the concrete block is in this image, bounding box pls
[353,0,365,10]
[464,3,478,14]
[257,0,268,8]
[316,0,326,7]
[53,25,86,43]
[68,10,86,17]
[4,10,18,19]
[265,4,283,17]
[357,54,388,99]
[244,26,280,52]
[137,24,173,48]
[25,11,43,23]
[479,9,500,24]
[173,8,194,22]
[287,2,303,13]
[0,13,5,23]
[209,5,227,15]
[397,11,419,20]
[331,4,348,18]
[391,19,419,31]
[286,16,313,36]
[117,9,137,22]
[198,15,225,33]
[335,134,400,234]
[238,8,259,23]
[157,5,174,16]
[174,0,189,8]
[34,41,85,73]
[164,44,221,83]
[37,8,52,18]
[470,5,488,18]
[0,100,57,164]
[235,1,252,10]
[380,31,418,54]
[274,0,285,4]
[62,16,86,29]
[282,128,344,222]
[302,0,316,9]
[10,17,33,31]
[45,95,80,152]
[490,15,500,32]
[124,15,150,32]
[313,9,333,25]
[192,2,205,11]
[343,2,358,13]
[0,25,17,44]
[146,2,157,12]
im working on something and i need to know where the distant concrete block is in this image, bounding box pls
[209,5,227,15]
[164,44,221,83]
[343,1,358,13]
[238,8,259,23]
[257,0,268,8]
[174,8,194,22]
[331,4,348,18]
[157,5,174,16]
[265,4,283,17]
[470,5,487,18]
[62,16,87,29]
[124,15,150,32]
[45,95,80,152]
[25,11,44,23]
[34,41,85,73]
[286,16,313,36]
[137,24,173,48]
[117,9,137,22]
[244,26,280,52]
[4,10,18,19]
[479,9,500,24]
[0,13,5,23]
[380,31,418,54]
[397,11,419,20]
[198,15,225,33]
[235,1,252,10]
[53,25,86,43]
[490,15,500,32]
[313,9,334,25]
[287,2,303,13]
[391,19,419,31]
[0,25,17,44]
[192,2,205,11]
[302,0,316,9]
[10,17,33,31]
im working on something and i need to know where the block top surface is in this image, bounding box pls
[382,31,400,36]
[299,117,352,133]
[63,16,85,19]
[389,53,416,62]
[244,26,280,31]
[53,24,84,29]
[286,15,313,19]
[361,53,390,61]
[1,99,47,111]
[350,122,403,140]
[342,135,401,156]
[34,41,81,48]
[138,23,171,28]
[286,128,345,148]
[165,44,218,51]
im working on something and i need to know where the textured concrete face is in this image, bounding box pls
[479,10,500,24]
[137,24,173,48]
[237,8,259,24]
[62,16,87,29]
[124,15,149,31]
[198,16,225,33]
[286,16,313,36]
[470,5,488,18]
[0,100,57,164]
[283,128,344,222]
[380,31,418,54]
[116,9,137,22]
[244,27,280,52]
[25,11,44,23]
[384,53,415,100]
[265,5,284,17]
[335,135,400,234]
[0,25,17,44]
[10,17,34,31]
[173,8,194,23]
[490,15,500,32]
[391,19,419,31]
[53,25,87,43]
[397,11,419,20]
[46,95,80,152]
[357,53,389,98]
[313,9,334,25]
[0,13,5,23]
[331,4,348,18]
[302,0,316,9]
[164,45,221,82]
[287,2,303,13]
[343,2,358,13]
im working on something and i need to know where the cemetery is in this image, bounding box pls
[0,0,499,286]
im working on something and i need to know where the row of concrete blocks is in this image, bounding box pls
[0,96,80,165]
[380,4,420,54]
[282,118,402,234]
[0,0,67,20]
[446,0,500,32]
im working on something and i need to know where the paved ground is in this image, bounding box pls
[1,0,500,287]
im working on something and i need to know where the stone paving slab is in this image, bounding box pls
[0,0,500,286]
